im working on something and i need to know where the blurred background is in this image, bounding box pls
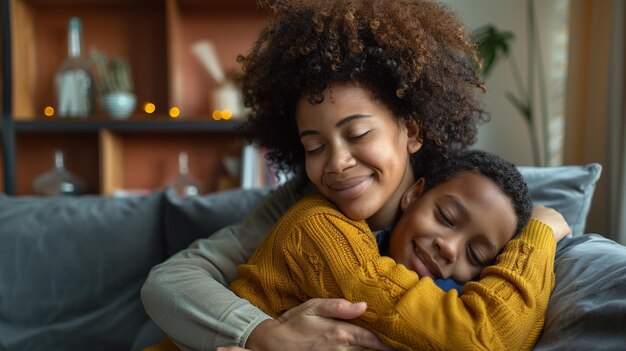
[1,0,624,243]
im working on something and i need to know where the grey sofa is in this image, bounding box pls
[0,187,267,351]
[1,164,626,351]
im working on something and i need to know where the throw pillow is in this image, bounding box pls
[519,163,602,236]
[163,187,269,256]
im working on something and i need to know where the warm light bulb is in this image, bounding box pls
[169,107,181,118]
[44,106,55,117]
[144,102,156,114]
[221,109,232,120]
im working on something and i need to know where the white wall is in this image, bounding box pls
[441,0,567,166]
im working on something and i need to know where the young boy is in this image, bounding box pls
[229,150,533,351]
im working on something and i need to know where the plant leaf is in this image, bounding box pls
[505,91,532,123]
[472,25,515,77]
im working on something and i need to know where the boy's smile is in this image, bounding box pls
[410,241,442,279]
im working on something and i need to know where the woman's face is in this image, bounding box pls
[389,172,518,283]
[296,83,422,230]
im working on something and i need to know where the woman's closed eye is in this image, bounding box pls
[347,129,371,140]
[303,142,325,154]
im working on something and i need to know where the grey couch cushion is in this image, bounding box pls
[0,193,164,351]
[163,186,269,256]
[519,163,602,236]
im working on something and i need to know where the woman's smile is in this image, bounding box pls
[325,175,372,199]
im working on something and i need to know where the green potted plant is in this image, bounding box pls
[472,0,550,166]
[90,49,136,119]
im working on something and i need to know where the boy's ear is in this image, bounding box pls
[404,119,422,154]
[401,177,426,211]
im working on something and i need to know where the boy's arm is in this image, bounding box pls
[141,178,311,350]
[287,215,556,351]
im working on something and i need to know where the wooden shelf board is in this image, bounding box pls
[12,119,241,132]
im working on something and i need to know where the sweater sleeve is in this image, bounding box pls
[140,177,312,350]
[287,213,556,351]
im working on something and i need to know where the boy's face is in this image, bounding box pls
[296,83,422,230]
[389,172,517,283]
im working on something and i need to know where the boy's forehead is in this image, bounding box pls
[423,172,518,244]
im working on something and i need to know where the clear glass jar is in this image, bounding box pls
[167,151,203,197]
[33,150,86,196]
[55,17,94,118]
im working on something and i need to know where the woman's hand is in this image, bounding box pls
[531,205,572,243]
[243,298,394,351]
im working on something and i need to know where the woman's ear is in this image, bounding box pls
[404,119,422,154]
[401,177,426,211]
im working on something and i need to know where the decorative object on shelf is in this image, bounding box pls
[55,17,94,118]
[101,93,137,119]
[240,144,287,189]
[90,48,136,119]
[33,150,86,196]
[191,40,247,119]
[166,151,203,197]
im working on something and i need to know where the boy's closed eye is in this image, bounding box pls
[467,245,487,267]
[435,204,455,228]
[470,238,501,268]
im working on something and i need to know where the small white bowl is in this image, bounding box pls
[102,92,137,119]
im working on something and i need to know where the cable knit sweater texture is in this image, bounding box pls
[229,193,557,351]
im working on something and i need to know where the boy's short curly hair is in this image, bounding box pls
[423,150,533,238]
[239,0,488,175]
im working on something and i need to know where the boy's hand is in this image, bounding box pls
[531,205,571,242]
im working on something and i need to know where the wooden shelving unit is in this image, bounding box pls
[0,0,267,195]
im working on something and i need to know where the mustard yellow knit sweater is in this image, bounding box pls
[230,193,556,351]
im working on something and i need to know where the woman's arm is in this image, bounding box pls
[142,180,391,351]
[141,178,311,349]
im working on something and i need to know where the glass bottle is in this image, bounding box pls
[55,17,94,118]
[33,150,86,196]
[167,151,203,197]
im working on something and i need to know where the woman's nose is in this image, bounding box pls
[325,143,356,173]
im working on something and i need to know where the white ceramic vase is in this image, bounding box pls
[102,92,136,119]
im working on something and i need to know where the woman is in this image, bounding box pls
[141,1,570,350]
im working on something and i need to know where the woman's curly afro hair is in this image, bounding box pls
[238,0,489,175]
[423,150,532,238]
